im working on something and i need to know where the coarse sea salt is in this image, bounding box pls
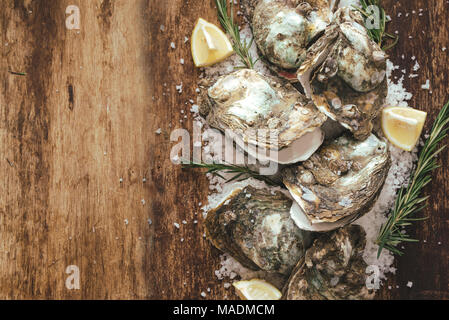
[190,104,199,113]
[190,3,417,290]
[339,0,361,7]
[421,79,430,90]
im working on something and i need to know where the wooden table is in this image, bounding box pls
[0,0,447,300]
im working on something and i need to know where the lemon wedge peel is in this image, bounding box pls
[233,279,282,301]
[191,18,234,67]
[382,106,427,152]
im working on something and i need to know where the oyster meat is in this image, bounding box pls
[283,225,375,300]
[205,186,314,275]
[297,7,388,140]
[242,0,337,80]
[199,69,327,164]
[283,133,390,231]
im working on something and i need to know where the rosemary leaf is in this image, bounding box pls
[8,70,26,76]
[182,160,279,186]
[214,0,257,69]
[376,101,449,257]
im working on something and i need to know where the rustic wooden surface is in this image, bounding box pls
[0,0,447,300]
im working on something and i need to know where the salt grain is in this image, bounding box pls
[412,61,420,71]
[421,79,430,90]
[190,104,199,113]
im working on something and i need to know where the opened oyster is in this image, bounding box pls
[283,225,375,300]
[205,186,314,275]
[283,134,390,232]
[199,69,327,164]
[242,0,337,80]
[297,7,388,140]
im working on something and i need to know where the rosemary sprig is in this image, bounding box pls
[377,101,449,257]
[354,0,398,50]
[214,0,258,69]
[182,160,279,186]
[8,70,26,76]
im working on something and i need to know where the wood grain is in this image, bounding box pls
[0,0,447,300]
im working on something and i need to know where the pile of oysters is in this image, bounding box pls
[198,0,393,300]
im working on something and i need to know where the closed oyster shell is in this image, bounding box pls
[297,7,388,140]
[283,225,375,300]
[205,186,314,275]
[200,69,327,164]
[282,134,390,231]
[242,0,336,79]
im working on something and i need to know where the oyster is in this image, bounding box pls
[283,225,375,300]
[242,0,337,80]
[297,7,388,140]
[283,134,390,231]
[205,186,314,275]
[199,69,327,164]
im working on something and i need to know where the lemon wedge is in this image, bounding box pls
[191,18,234,67]
[382,106,427,151]
[233,279,282,301]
